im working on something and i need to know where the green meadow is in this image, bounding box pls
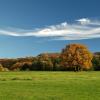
[0,71,100,100]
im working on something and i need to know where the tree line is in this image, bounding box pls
[0,43,100,71]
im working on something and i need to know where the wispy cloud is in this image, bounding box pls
[76,18,100,26]
[0,18,100,40]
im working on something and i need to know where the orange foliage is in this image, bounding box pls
[60,44,93,71]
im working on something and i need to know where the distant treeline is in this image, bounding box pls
[0,44,100,71]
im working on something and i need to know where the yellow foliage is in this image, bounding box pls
[60,44,93,71]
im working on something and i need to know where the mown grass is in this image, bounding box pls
[0,71,100,100]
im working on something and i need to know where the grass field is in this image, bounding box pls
[0,71,100,100]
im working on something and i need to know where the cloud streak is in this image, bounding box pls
[0,18,100,40]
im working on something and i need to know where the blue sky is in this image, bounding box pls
[0,0,100,58]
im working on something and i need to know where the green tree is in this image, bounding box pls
[92,55,100,70]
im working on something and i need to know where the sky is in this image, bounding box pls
[0,0,100,58]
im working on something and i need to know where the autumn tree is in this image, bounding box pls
[0,64,9,71]
[10,62,23,71]
[60,44,93,71]
[0,64,4,71]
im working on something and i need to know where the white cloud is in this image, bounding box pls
[0,18,100,40]
[76,18,91,25]
[76,18,100,26]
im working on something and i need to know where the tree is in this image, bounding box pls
[51,57,61,71]
[0,64,4,71]
[20,62,32,71]
[0,64,9,71]
[92,55,100,71]
[31,54,53,71]
[10,62,24,71]
[60,44,93,71]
